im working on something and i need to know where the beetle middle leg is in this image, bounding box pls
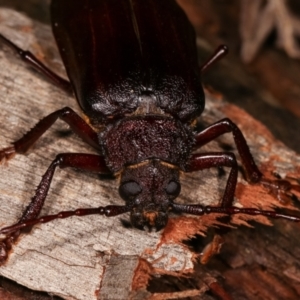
[175,151,300,228]
[194,118,300,202]
[0,34,72,93]
[0,107,100,162]
[0,153,111,263]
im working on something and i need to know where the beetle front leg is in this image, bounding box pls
[0,153,111,263]
[0,107,100,162]
[186,152,238,208]
[194,118,300,203]
[185,152,238,262]
[195,118,261,182]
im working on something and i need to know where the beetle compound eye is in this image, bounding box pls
[119,181,142,200]
[165,181,181,197]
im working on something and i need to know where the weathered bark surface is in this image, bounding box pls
[0,3,299,300]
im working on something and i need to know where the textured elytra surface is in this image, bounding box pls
[0,6,300,300]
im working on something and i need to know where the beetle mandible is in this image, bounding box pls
[0,0,299,263]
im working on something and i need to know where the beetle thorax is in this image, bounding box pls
[100,115,194,173]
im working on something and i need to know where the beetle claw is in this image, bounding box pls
[0,146,16,163]
[0,238,13,265]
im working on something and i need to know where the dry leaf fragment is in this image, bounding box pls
[240,0,300,62]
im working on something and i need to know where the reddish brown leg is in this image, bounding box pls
[194,118,299,203]
[177,153,300,263]
[20,153,110,222]
[185,152,238,262]
[195,118,262,183]
[186,152,238,207]
[0,153,111,263]
[0,107,100,161]
[182,152,300,262]
[187,152,238,264]
[0,34,72,93]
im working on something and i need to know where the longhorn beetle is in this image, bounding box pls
[0,0,299,263]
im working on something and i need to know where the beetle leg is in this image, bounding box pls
[182,151,300,261]
[0,153,111,263]
[0,34,72,93]
[186,152,238,208]
[194,118,300,203]
[0,107,100,162]
[20,153,110,223]
[194,118,262,183]
[179,152,300,219]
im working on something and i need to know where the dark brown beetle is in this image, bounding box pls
[0,0,299,263]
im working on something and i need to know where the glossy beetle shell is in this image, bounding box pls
[51,0,205,125]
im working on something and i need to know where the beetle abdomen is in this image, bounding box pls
[101,115,194,172]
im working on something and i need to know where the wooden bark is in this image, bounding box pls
[0,4,299,300]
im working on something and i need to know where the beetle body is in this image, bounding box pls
[52,0,201,228]
[0,0,298,262]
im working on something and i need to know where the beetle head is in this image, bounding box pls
[119,160,180,231]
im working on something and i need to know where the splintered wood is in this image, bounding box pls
[0,7,299,300]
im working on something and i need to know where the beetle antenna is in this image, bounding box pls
[0,205,130,236]
[172,203,300,222]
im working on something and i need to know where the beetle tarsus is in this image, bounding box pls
[0,231,19,265]
[0,146,16,163]
[0,241,9,264]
